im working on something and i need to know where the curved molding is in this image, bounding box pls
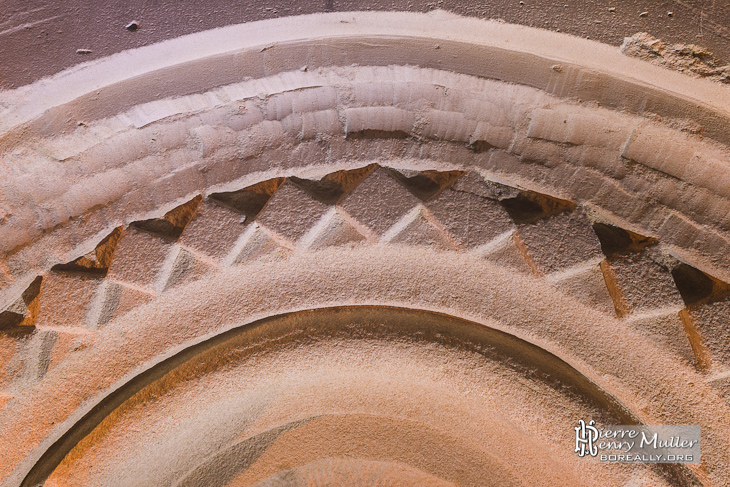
[12,306,645,487]
[2,10,730,141]
[1,11,730,487]
[1,247,727,485]
[2,12,730,305]
[2,63,730,308]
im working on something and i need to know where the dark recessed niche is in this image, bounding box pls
[290,166,376,205]
[132,196,202,240]
[210,178,285,220]
[385,169,464,201]
[345,129,410,140]
[671,263,715,306]
[501,191,575,224]
[591,223,658,257]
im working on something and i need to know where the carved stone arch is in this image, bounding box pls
[1,11,730,487]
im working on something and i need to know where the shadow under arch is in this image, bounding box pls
[18,306,700,487]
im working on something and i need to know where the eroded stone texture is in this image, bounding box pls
[516,208,603,275]
[0,278,42,331]
[626,312,697,366]
[527,105,634,150]
[621,32,730,85]
[53,227,123,275]
[2,63,730,294]
[230,224,290,264]
[0,335,23,389]
[290,167,372,206]
[210,179,284,222]
[106,227,175,291]
[603,250,684,316]
[384,207,457,250]
[340,168,421,235]
[24,331,57,380]
[255,182,331,242]
[689,298,730,369]
[386,169,463,201]
[301,210,368,250]
[35,272,104,328]
[87,280,154,328]
[710,374,730,408]
[1,15,730,487]
[132,196,202,241]
[548,263,615,315]
[178,199,247,260]
[157,246,217,292]
[0,299,27,330]
[449,171,520,201]
[428,186,515,248]
[476,231,533,275]
[43,331,94,380]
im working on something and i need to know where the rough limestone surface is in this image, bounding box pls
[605,251,685,315]
[517,208,604,275]
[0,11,729,487]
[622,32,730,85]
[690,298,730,370]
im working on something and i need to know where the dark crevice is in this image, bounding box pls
[0,310,24,329]
[672,264,715,306]
[467,140,493,153]
[385,169,464,201]
[345,129,411,140]
[290,166,376,205]
[0,276,42,334]
[672,263,730,307]
[132,195,203,241]
[591,223,658,257]
[210,178,285,221]
[500,191,575,224]
[52,227,123,275]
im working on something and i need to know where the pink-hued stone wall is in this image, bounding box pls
[1,12,729,487]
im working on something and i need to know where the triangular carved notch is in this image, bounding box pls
[132,195,203,240]
[290,165,375,205]
[385,168,464,201]
[0,276,42,333]
[671,263,730,308]
[210,178,285,221]
[501,191,575,224]
[591,223,658,258]
[52,227,124,275]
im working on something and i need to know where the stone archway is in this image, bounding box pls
[1,11,729,487]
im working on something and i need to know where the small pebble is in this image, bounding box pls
[608,7,616,12]
[76,48,92,55]
[667,11,673,17]
[639,11,648,17]
[125,20,140,31]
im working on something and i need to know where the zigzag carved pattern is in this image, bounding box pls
[1,165,729,400]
